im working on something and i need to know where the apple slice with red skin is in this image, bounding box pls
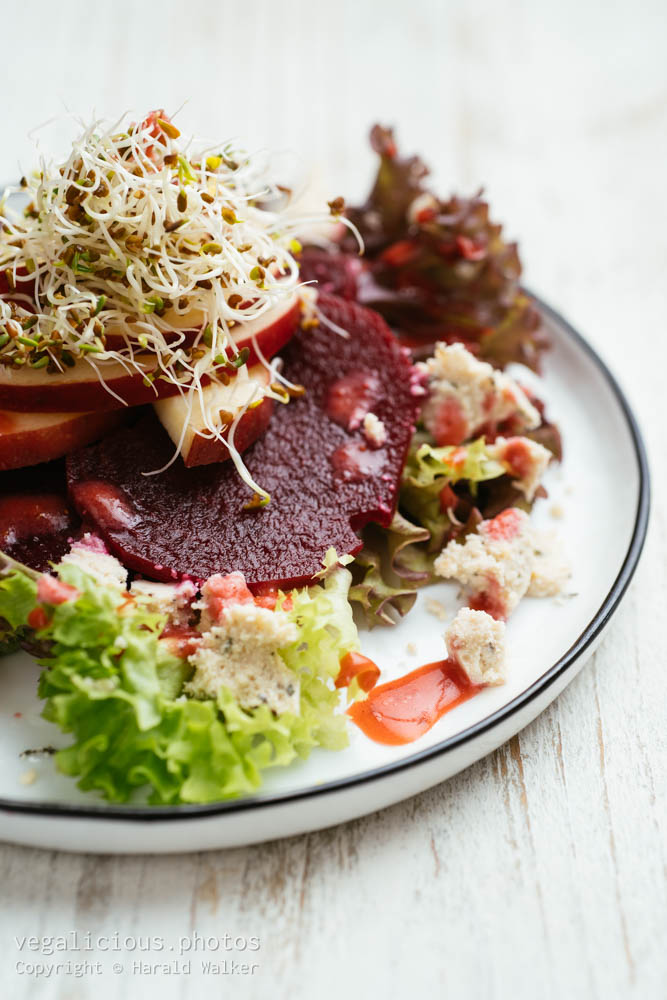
[0,266,35,303]
[153,364,274,467]
[103,292,300,359]
[0,408,127,471]
[0,354,185,413]
[0,295,300,413]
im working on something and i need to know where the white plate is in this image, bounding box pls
[0,296,649,853]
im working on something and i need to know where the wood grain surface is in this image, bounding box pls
[1,2,665,997]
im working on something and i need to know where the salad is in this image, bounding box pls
[0,114,568,804]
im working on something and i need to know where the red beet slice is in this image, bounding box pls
[0,460,80,571]
[67,294,422,588]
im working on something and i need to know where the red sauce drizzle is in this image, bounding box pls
[348,658,480,745]
[331,441,385,482]
[498,437,532,479]
[336,651,381,693]
[482,507,522,542]
[468,577,507,621]
[432,396,468,446]
[326,371,380,430]
[159,623,202,659]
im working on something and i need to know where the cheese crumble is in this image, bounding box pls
[129,579,196,624]
[527,533,571,598]
[435,508,569,619]
[418,342,540,445]
[490,435,552,501]
[363,412,387,448]
[186,603,299,715]
[445,607,507,686]
[60,534,128,590]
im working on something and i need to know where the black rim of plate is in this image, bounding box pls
[0,293,651,823]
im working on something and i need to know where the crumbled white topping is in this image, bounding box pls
[425,598,449,621]
[435,508,569,618]
[527,531,571,597]
[186,603,299,715]
[417,343,540,444]
[195,571,253,633]
[363,411,387,448]
[434,508,533,618]
[435,509,533,619]
[130,579,196,625]
[445,607,507,686]
[490,435,552,501]
[60,533,127,589]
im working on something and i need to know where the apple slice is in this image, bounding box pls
[103,292,300,362]
[0,408,127,471]
[153,364,274,467]
[225,293,300,365]
[0,266,35,302]
[0,354,188,413]
[0,295,300,413]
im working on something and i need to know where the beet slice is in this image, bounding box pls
[67,294,422,588]
[0,460,80,571]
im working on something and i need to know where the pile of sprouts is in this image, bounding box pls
[0,110,361,501]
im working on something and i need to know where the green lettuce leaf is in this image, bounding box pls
[400,435,506,551]
[0,565,38,630]
[348,437,513,625]
[0,557,361,804]
[405,436,506,488]
[0,562,39,657]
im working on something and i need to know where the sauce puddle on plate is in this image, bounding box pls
[348,658,481,745]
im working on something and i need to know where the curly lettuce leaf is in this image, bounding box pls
[342,125,548,370]
[400,436,506,551]
[279,561,358,743]
[348,437,518,625]
[472,476,532,521]
[405,437,506,488]
[0,565,38,630]
[0,563,39,657]
[0,632,20,656]
[0,557,360,805]
[350,512,432,626]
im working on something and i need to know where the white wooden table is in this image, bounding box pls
[1,1,665,997]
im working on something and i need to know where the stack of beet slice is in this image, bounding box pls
[66,294,422,588]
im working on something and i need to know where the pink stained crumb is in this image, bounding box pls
[36,574,80,606]
[480,507,524,543]
[201,571,255,624]
[468,577,509,621]
[69,531,109,554]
